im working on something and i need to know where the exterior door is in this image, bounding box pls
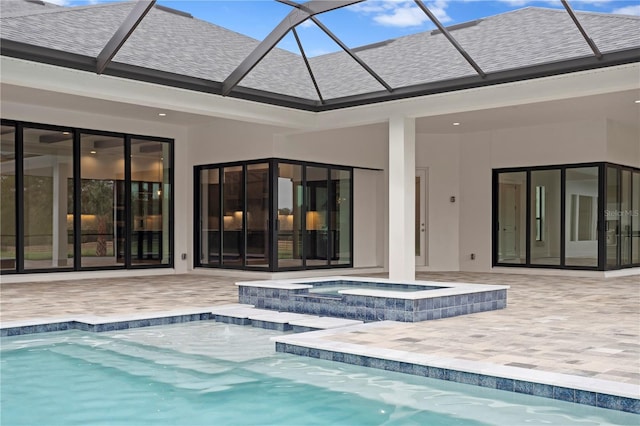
[499,183,521,261]
[415,169,428,266]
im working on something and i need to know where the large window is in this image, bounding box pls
[494,163,639,271]
[195,159,352,272]
[0,120,173,274]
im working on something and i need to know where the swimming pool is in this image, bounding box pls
[1,322,636,425]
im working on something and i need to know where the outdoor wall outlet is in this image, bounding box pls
[470,253,476,260]
[181,253,187,260]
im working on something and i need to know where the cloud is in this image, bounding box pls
[46,0,70,5]
[350,0,451,28]
[373,5,431,26]
[612,5,640,15]
[298,19,315,28]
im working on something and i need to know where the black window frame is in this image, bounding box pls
[193,158,354,272]
[0,119,174,275]
[493,162,640,271]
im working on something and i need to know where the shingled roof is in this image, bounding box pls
[1,0,639,111]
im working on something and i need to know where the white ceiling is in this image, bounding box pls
[415,89,640,134]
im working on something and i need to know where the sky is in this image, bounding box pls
[58,0,640,56]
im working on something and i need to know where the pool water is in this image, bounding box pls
[1,322,636,425]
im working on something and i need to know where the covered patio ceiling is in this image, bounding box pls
[1,0,639,111]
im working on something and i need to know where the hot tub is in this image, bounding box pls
[237,277,508,322]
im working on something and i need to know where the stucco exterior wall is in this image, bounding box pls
[606,119,640,168]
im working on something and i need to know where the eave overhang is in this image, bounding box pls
[2,39,639,112]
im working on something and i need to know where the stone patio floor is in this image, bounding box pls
[1,271,638,388]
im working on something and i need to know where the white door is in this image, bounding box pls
[499,183,521,261]
[415,169,428,266]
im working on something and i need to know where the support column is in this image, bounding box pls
[389,117,416,280]
[388,116,416,281]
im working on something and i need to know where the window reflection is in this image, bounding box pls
[565,167,598,267]
[23,127,74,270]
[80,134,124,268]
[130,139,171,266]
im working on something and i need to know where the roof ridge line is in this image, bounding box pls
[0,0,137,19]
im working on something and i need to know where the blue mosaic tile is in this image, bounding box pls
[479,375,498,389]
[496,378,514,391]
[344,354,361,365]
[531,383,554,398]
[450,371,480,386]
[308,348,321,358]
[368,358,387,370]
[596,394,620,411]
[319,350,333,361]
[433,298,441,309]
[575,390,597,407]
[428,367,450,380]
[514,380,534,395]
[413,364,429,377]
[398,362,414,374]
[332,352,345,363]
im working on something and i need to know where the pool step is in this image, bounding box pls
[50,342,258,393]
[211,304,364,332]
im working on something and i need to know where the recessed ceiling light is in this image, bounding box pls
[90,150,96,154]
[635,100,640,104]
[62,131,70,135]
[158,113,167,117]
[452,122,460,126]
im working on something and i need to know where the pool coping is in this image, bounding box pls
[236,276,510,300]
[272,321,640,413]
[2,309,638,414]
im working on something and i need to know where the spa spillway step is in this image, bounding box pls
[211,305,363,332]
[287,317,364,332]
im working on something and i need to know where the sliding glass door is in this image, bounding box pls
[494,162,639,271]
[0,119,174,275]
[194,159,352,272]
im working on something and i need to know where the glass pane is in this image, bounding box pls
[1,125,16,272]
[565,167,598,267]
[222,166,243,267]
[200,168,220,266]
[246,163,269,268]
[605,166,619,269]
[331,169,351,265]
[23,127,74,270]
[621,170,632,266]
[278,163,303,269]
[497,172,526,264]
[530,170,561,265]
[80,134,124,268]
[306,166,329,267]
[131,139,171,265]
[633,172,640,265]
